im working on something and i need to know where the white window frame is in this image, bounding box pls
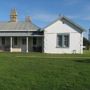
[57,33,70,48]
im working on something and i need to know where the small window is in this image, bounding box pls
[2,37,5,45]
[57,34,69,48]
[22,38,26,45]
[14,37,18,46]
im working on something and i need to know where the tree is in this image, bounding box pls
[83,37,90,50]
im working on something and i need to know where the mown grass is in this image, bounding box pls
[0,51,90,90]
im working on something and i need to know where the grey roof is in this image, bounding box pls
[60,16,85,32]
[43,16,86,32]
[0,21,40,31]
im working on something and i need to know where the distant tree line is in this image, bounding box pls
[83,37,90,50]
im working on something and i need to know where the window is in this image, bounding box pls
[22,38,26,45]
[57,34,69,48]
[2,37,5,45]
[14,37,18,46]
[33,37,37,45]
[57,35,62,47]
[64,35,69,47]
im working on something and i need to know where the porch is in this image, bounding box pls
[0,36,43,52]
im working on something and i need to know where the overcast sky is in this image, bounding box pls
[0,0,90,38]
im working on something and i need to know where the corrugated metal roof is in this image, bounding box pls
[0,21,40,31]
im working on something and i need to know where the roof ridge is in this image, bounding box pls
[60,16,85,32]
[43,15,86,32]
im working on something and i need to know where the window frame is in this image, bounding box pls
[56,33,70,48]
[2,37,5,45]
[22,37,26,45]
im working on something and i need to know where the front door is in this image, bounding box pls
[32,37,42,52]
[21,37,26,52]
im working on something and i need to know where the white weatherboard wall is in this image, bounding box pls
[44,20,83,54]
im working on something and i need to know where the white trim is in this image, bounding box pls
[10,37,12,52]
[26,37,28,53]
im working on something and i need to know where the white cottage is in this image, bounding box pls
[0,9,85,54]
[44,16,84,54]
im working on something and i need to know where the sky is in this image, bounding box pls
[0,0,90,38]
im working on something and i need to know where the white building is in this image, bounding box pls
[44,16,84,54]
[0,9,85,54]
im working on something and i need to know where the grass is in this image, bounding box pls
[0,51,90,90]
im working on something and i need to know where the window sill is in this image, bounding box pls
[56,46,69,48]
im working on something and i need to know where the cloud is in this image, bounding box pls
[82,16,90,21]
[32,13,58,22]
[68,15,90,21]
[32,12,90,23]
[67,15,79,19]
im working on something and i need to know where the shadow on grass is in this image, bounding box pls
[75,59,90,63]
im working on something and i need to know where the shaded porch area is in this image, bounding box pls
[0,36,43,52]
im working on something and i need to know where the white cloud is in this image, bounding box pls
[82,16,90,21]
[69,15,90,21]
[32,13,58,22]
[67,14,90,21]
[67,15,79,19]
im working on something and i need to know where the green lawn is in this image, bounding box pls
[0,51,90,90]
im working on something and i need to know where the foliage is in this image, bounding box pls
[83,37,90,50]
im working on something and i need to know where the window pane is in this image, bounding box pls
[57,35,62,47]
[2,37,5,45]
[33,37,37,45]
[64,35,69,47]
[14,37,17,45]
[22,38,26,45]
